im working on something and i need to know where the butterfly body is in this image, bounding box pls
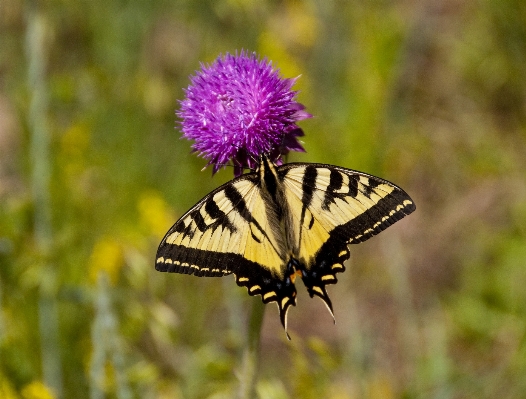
[156,155,415,334]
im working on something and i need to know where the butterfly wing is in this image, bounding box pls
[155,173,296,311]
[279,163,416,313]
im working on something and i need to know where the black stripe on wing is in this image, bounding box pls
[346,180,415,244]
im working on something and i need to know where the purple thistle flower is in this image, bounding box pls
[178,51,312,176]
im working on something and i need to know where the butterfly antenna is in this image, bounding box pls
[276,132,291,164]
[253,151,260,163]
[276,150,287,165]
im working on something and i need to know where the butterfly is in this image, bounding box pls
[156,154,415,337]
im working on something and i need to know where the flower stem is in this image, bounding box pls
[237,299,265,399]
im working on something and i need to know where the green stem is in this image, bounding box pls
[26,2,63,397]
[237,299,265,399]
[90,273,132,399]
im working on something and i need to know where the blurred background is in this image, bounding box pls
[1,0,526,398]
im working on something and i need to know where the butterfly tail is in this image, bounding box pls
[276,293,296,340]
[305,284,336,323]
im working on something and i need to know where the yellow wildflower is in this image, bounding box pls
[21,381,55,399]
[88,238,123,285]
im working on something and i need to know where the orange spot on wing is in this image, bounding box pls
[290,269,302,284]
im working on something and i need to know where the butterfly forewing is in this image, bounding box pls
[157,175,248,274]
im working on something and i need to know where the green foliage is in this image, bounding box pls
[1,0,525,398]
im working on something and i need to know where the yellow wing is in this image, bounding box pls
[155,173,292,305]
[279,163,415,310]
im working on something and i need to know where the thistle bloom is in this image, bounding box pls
[178,51,311,175]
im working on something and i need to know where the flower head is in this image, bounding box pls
[178,51,311,175]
